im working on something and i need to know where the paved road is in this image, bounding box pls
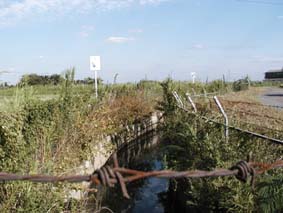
[260,87,283,107]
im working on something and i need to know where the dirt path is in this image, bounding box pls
[259,87,283,107]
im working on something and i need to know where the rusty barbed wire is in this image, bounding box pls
[1,153,283,198]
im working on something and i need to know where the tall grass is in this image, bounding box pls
[0,69,159,211]
[159,79,283,212]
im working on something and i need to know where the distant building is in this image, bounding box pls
[264,68,283,81]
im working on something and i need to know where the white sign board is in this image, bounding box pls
[191,72,196,83]
[90,56,101,71]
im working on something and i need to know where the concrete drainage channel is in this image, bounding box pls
[67,112,163,200]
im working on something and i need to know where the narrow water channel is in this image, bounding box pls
[97,133,171,213]
[92,128,281,212]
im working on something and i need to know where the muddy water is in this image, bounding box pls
[96,133,170,213]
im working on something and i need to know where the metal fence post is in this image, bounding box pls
[213,96,229,142]
[185,93,197,113]
[172,91,184,108]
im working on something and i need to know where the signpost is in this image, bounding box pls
[90,56,101,98]
[191,72,196,84]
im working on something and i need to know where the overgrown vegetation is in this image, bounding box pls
[0,68,156,211]
[19,73,63,86]
[18,73,104,87]
[0,72,282,211]
[159,79,283,212]
[232,76,250,92]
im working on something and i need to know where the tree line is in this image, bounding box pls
[18,74,103,86]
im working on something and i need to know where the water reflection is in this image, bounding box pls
[97,133,169,213]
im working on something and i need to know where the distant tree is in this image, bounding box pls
[0,82,9,88]
[49,74,62,85]
[18,74,63,86]
[18,73,103,86]
[74,77,103,85]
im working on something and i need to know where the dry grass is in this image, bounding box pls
[80,91,153,135]
[191,87,283,139]
[53,92,154,170]
[222,87,268,103]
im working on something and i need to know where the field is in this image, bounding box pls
[0,75,283,212]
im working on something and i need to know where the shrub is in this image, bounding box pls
[233,77,250,92]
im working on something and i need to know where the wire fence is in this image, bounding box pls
[175,91,283,145]
[183,107,283,145]
[1,153,283,199]
[205,108,283,135]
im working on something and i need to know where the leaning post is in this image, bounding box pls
[185,93,197,113]
[213,96,229,143]
[172,91,184,109]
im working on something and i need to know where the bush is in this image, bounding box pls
[19,74,63,86]
[233,77,250,92]
[158,79,283,212]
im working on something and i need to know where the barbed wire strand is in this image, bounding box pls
[179,106,283,145]
[1,153,283,198]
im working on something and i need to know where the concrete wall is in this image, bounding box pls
[67,112,162,200]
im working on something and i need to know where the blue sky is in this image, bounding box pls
[0,0,283,84]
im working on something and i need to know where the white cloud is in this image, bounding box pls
[129,28,143,33]
[0,0,168,26]
[139,0,168,5]
[79,31,89,37]
[79,25,94,38]
[0,67,14,74]
[277,15,283,19]
[107,36,135,43]
[192,43,205,49]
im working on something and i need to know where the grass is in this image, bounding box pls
[159,80,283,212]
[191,87,283,138]
[0,76,163,211]
[0,77,282,211]
[222,86,268,103]
[0,82,164,112]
